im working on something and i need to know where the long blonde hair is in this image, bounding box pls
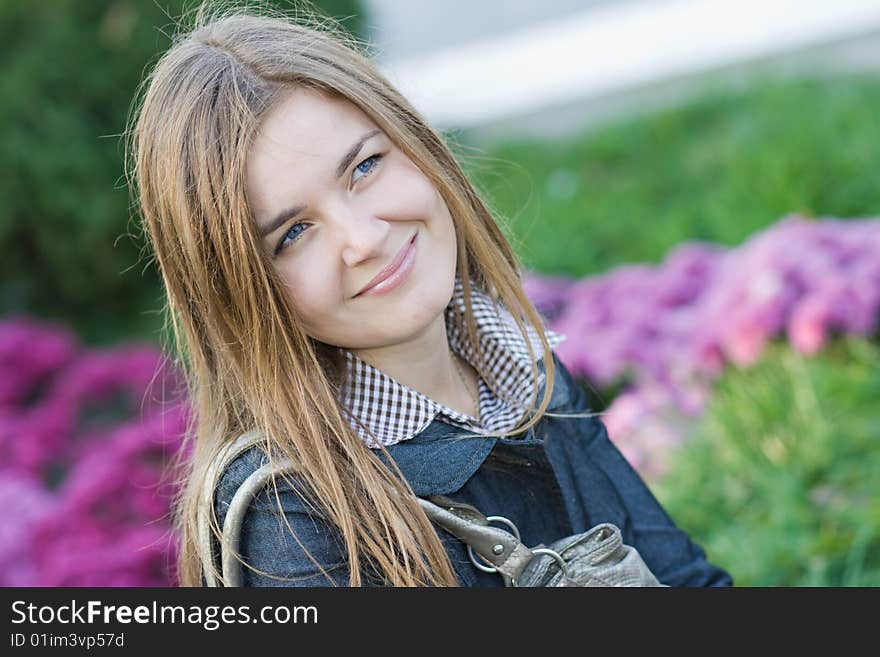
[127,1,557,587]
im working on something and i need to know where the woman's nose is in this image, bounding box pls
[339,212,390,268]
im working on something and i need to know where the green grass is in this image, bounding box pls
[459,75,880,277]
[652,338,880,586]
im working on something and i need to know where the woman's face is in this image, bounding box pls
[246,87,458,350]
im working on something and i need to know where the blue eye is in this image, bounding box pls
[352,154,382,182]
[276,221,309,254]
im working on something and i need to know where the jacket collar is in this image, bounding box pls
[377,353,571,497]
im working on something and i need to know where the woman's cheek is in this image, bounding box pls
[279,260,333,322]
[377,159,436,217]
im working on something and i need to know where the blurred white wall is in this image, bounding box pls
[366,0,610,59]
[364,0,880,139]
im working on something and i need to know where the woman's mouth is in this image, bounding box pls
[355,232,418,297]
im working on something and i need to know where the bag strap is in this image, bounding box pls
[197,429,272,587]
[200,432,532,586]
[417,496,535,585]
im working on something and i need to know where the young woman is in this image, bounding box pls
[129,4,732,587]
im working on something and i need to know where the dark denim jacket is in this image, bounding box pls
[213,354,733,586]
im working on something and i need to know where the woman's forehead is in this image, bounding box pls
[254,87,378,159]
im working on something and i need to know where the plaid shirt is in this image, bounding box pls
[338,278,566,448]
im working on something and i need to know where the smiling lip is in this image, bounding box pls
[355,233,418,297]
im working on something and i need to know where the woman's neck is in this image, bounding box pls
[349,314,480,418]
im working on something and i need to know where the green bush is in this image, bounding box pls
[465,75,880,277]
[0,0,365,346]
[654,338,880,586]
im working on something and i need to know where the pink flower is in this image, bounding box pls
[0,471,57,586]
[524,213,880,479]
[788,296,828,355]
[0,316,188,586]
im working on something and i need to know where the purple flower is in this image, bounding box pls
[0,317,189,586]
[525,214,880,478]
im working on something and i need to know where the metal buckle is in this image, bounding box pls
[530,547,567,573]
[467,515,521,573]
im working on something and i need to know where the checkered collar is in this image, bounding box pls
[337,277,566,448]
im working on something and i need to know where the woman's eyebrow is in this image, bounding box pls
[258,128,382,238]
